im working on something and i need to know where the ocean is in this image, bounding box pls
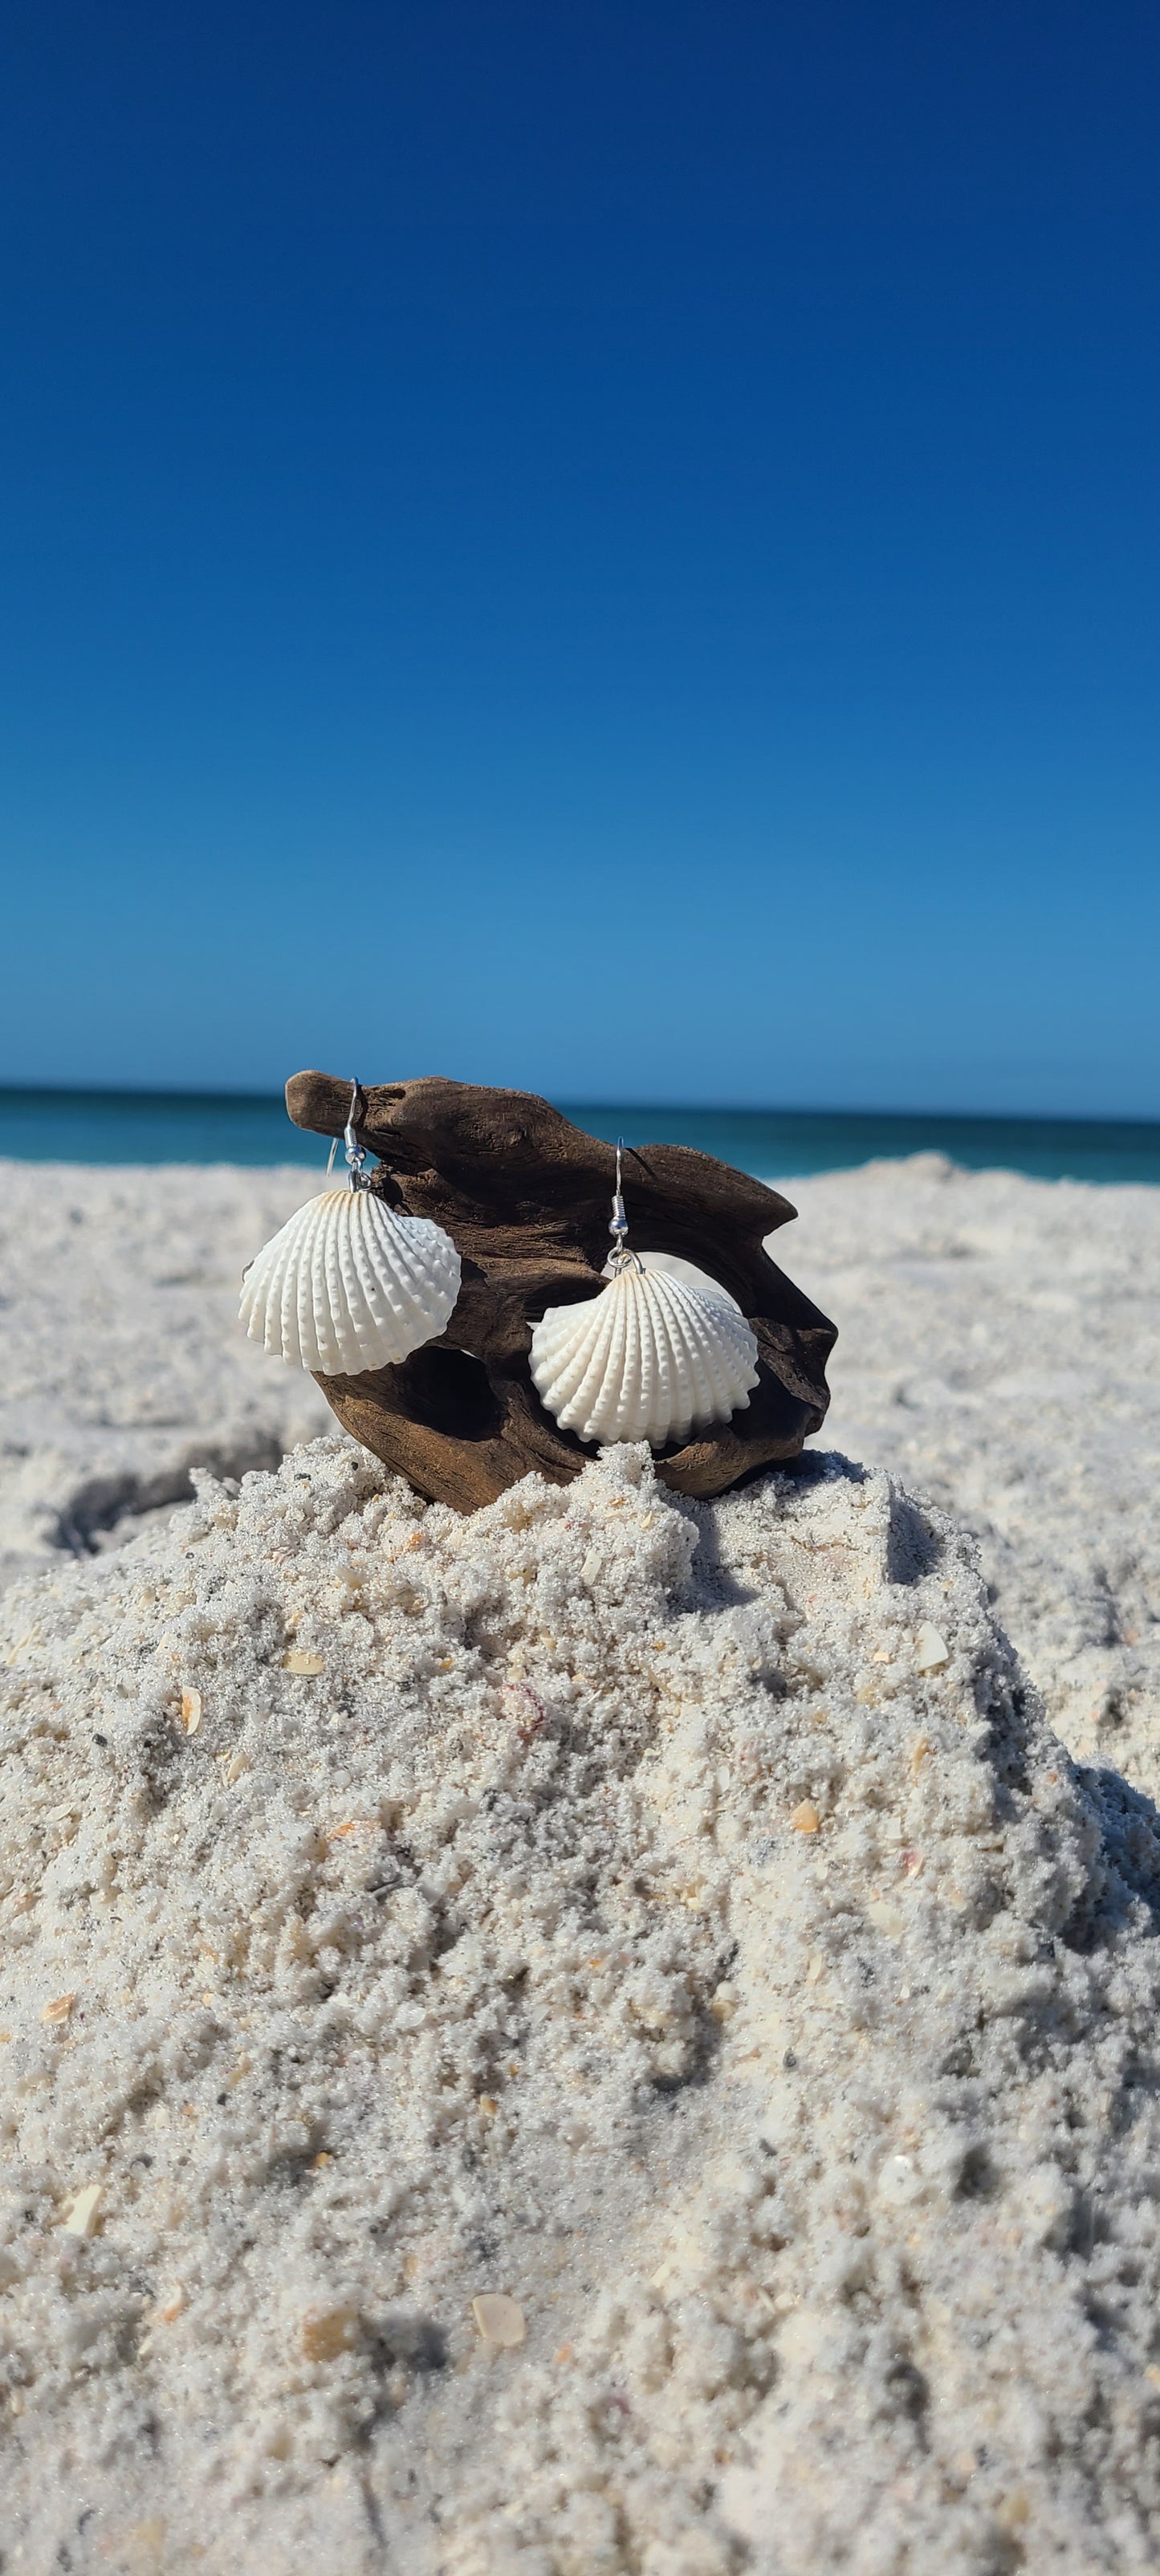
[2,1086,1158,1185]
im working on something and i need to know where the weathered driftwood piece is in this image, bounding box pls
[285,1073,836,1514]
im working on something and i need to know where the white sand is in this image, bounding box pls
[1,1153,1158,2569]
[784,1156,1160,1799]
[0,1163,330,1588]
[3,1439,1160,2572]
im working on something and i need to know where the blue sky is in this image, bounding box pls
[2,0,1158,1114]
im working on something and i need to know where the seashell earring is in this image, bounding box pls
[529,1142,760,1448]
[239,1081,462,1376]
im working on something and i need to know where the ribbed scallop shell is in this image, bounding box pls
[239,1188,461,1376]
[529,1263,759,1448]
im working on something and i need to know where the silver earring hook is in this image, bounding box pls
[343,1078,368,1188]
[324,1079,364,1182]
[609,1133,629,1259]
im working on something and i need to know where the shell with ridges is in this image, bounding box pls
[529,1262,759,1448]
[239,1188,461,1376]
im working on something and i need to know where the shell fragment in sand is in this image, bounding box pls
[284,1649,326,1677]
[915,1623,950,1672]
[41,1992,75,2025]
[791,1800,820,1834]
[180,1689,202,1734]
[471,2293,527,2348]
[61,2183,103,2238]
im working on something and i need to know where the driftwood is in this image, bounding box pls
[285,1073,836,1513]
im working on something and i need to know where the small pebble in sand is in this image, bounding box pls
[283,1649,326,1676]
[300,2304,360,2362]
[791,1800,820,1832]
[40,1992,75,2025]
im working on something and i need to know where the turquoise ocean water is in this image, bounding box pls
[2,1086,1159,1184]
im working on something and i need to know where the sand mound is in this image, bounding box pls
[2,1441,1160,2572]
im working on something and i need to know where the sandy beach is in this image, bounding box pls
[1,1153,1159,2570]
[3,1151,1158,1791]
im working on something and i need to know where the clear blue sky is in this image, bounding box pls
[2,1,1158,1114]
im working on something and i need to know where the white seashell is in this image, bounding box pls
[529,1262,759,1448]
[239,1188,461,1376]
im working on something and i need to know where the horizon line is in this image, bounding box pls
[2,1081,1159,1134]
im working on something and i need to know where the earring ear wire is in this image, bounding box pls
[324,1079,365,1182]
[608,1136,637,1268]
[343,1080,368,1187]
